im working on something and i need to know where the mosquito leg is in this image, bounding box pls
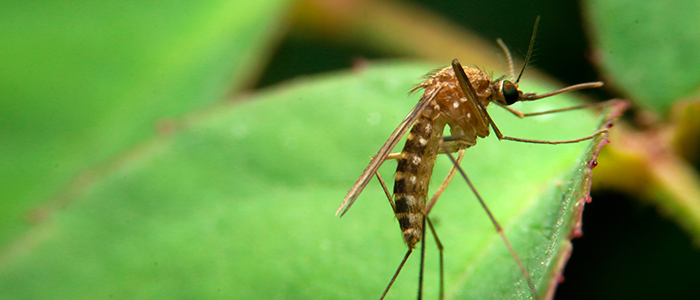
[426,216,445,300]
[496,98,622,118]
[436,140,464,155]
[384,139,462,160]
[491,105,613,145]
[374,171,396,212]
[438,140,540,300]
[378,142,465,213]
[497,104,526,118]
[416,217,427,300]
[425,147,466,215]
[502,128,608,145]
[378,144,460,299]
[521,99,622,117]
[380,249,413,300]
[386,152,402,160]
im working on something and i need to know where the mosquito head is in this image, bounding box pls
[494,79,522,106]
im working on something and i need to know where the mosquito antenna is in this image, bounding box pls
[497,38,516,82]
[515,16,540,84]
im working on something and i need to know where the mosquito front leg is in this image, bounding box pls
[497,103,526,118]
[490,99,618,145]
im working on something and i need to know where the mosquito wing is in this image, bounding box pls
[336,86,444,217]
[451,59,493,135]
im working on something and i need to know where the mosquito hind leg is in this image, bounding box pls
[374,137,468,299]
[426,216,444,300]
[375,146,461,299]
[421,144,466,299]
[417,218,426,300]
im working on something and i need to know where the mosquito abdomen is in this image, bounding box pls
[394,115,446,248]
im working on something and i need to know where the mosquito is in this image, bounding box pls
[336,16,617,299]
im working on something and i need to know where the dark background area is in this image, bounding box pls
[257,0,597,89]
[258,0,700,298]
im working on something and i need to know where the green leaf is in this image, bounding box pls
[0,0,291,245]
[584,0,700,115]
[0,61,623,299]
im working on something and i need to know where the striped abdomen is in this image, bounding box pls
[394,115,447,248]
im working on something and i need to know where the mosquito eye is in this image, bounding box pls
[502,81,519,105]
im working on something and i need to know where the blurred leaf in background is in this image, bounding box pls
[0,0,290,244]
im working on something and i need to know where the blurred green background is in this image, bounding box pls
[2,0,700,299]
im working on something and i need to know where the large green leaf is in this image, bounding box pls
[0,0,291,245]
[0,61,623,299]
